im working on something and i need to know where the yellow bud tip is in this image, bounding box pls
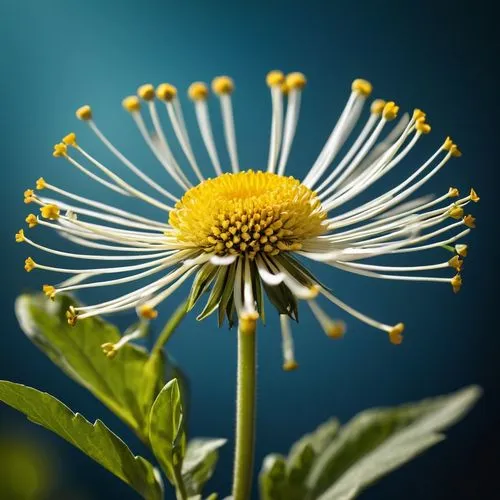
[23,189,35,205]
[383,101,399,121]
[212,76,235,95]
[415,117,431,134]
[266,70,285,87]
[283,360,299,371]
[285,72,307,90]
[137,83,155,101]
[449,206,464,219]
[281,82,289,95]
[388,323,405,345]
[326,321,346,339]
[413,109,426,121]
[451,274,462,294]
[156,83,177,101]
[15,229,25,243]
[66,306,78,326]
[40,204,60,220]
[24,257,35,272]
[101,342,118,359]
[448,187,460,198]
[370,99,386,115]
[448,255,463,272]
[239,311,259,334]
[352,78,372,97]
[464,215,476,228]
[75,105,92,121]
[188,82,209,101]
[42,284,56,300]
[470,188,480,202]
[443,136,453,150]
[26,214,38,228]
[122,96,141,112]
[62,132,77,146]
[36,177,46,190]
[455,244,468,257]
[308,285,320,299]
[139,305,158,320]
[450,144,462,157]
[52,142,67,158]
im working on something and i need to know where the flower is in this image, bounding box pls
[17,71,478,367]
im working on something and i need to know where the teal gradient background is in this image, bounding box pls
[0,1,497,498]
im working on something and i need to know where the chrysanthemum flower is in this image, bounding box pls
[17,71,478,367]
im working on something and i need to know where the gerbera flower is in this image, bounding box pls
[17,71,477,367]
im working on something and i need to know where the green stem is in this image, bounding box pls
[173,463,188,500]
[151,300,188,357]
[232,318,257,500]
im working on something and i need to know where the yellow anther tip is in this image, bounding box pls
[285,72,307,90]
[413,109,426,121]
[266,70,285,87]
[415,118,431,134]
[137,83,155,101]
[450,144,462,157]
[388,323,405,345]
[451,274,462,294]
[52,142,67,158]
[212,76,234,95]
[448,187,460,198]
[470,188,480,202]
[76,105,92,121]
[308,285,320,299]
[352,78,372,97]
[40,204,60,220]
[62,133,77,146]
[42,285,56,300]
[326,321,346,339]
[448,255,463,272]
[139,305,158,320]
[15,229,25,243]
[455,244,468,257]
[449,205,464,220]
[24,257,35,272]
[370,99,386,115]
[36,177,46,190]
[188,82,209,101]
[25,214,38,228]
[383,101,399,121]
[122,96,141,112]
[156,83,177,101]
[66,306,78,326]
[283,360,299,371]
[463,215,476,228]
[101,342,118,359]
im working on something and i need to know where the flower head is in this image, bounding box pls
[18,71,477,367]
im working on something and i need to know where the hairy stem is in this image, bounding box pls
[232,315,258,500]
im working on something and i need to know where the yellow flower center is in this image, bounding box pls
[168,170,327,257]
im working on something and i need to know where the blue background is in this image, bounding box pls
[0,1,497,498]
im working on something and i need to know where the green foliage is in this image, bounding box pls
[260,386,481,500]
[0,381,163,500]
[15,294,166,441]
[149,379,187,486]
[182,438,227,496]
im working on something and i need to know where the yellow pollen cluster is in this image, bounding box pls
[168,171,327,257]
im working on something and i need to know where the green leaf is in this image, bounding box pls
[149,379,187,486]
[308,385,482,499]
[259,419,339,500]
[15,293,168,441]
[259,454,288,500]
[181,438,227,496]
[186,263,218,312]
[0,381,163,500]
